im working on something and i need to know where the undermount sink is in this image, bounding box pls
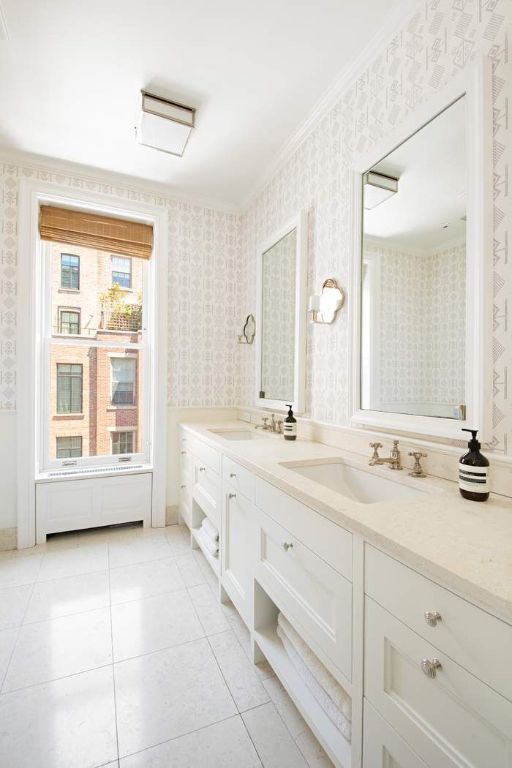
[282,460,430,504]
[208,428,266,441]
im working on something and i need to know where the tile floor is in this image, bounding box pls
[0,523,334,768]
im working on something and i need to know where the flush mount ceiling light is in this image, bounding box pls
[136,91,195,157]
[363,171,398,210]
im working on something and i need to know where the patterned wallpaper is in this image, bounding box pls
[363,240,466,412]
[0,162,241,410]
[239,0,512,454]
[261,230,296,402]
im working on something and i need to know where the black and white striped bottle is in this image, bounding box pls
[459,429,490,502]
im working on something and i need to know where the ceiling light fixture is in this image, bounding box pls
[363,171,398,210]
[136,91,195,157]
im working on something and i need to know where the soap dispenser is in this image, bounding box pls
[459,429,490,502]
[283,404,297,441]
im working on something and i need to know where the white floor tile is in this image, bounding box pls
[263,675,307,739]
[111,590,204,661]
[0,628,18,684]
[209,630,270,712]
[0,553,43,588]
[24,570,110,624]
[114,638,237,757]
[175,553,207,587]
[296,729,335,768]
[165,525,192,555]
[0,666,117,768]
[120,716,261,767]
[37,544,109,582]
[0,584,32,630]
[3,607,112,691]
[242,702,308,768]
[108,537,173,569]
[188,583,230,635]
[109,557,185,606]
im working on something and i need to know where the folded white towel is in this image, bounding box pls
[278,612,351,721]
[277,624,351,742]
[197,527,219,557]
[201,516,219,543]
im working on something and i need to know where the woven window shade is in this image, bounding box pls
[39,206,153,259]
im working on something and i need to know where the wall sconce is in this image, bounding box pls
[237,314,256,344]
[309,279,345,324]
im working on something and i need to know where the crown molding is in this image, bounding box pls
[0,146,240,215]
[240,0,417,212]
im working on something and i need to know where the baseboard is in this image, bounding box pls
[0,527,17,551]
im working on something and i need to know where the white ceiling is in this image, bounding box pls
[0,0,403,207]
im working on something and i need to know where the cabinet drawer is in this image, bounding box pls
[363,701,428,768]
[192,438,221,475]
[254,478,352,580]
[193,461,221,528]
[223,456,254,501]
[255,507,352,683]
[365,545,512,702]
[365,597,512,768]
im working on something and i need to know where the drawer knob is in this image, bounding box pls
[199,466,206,472]
[228,492,236,499]
[180,450,187,455]
[180,484,186,489]
[421,658,442,678]
[424,611,442,627]
[230,472,237,478]
[282,542,294,551]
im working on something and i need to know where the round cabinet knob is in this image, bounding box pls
[180,484,186,489]
[424,611,442,627]
[180,450,186,455]
[282,542,294,551]
[228,493,236,499]
[230,473,237,479]
[421,658,442,678]
[199,466,206,472]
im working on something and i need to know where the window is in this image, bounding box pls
[57,364,83,414]
[112,256,132,288]
[56,436,82,458]
[111,358,136,405]
[111,431,134,454]
[59,309,80,335]
[61,254,80,290]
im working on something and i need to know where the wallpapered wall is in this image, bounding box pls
[363,240,466,413]
[0,163,241,411]
[239,0,512,454]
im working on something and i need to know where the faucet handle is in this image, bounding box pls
[262,417,269,425]
[408,450,427,478]
[369,441,383,449]
[369,442,382,462]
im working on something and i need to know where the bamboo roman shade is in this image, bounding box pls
[39,205,153,259]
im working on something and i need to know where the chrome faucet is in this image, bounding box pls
[255,414,283,433]
[369,440,402,470]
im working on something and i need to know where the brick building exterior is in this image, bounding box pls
[49,242,144,460]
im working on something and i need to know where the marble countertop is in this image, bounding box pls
[182,420,512,624]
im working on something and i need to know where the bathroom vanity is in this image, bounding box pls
[178,421,512,768]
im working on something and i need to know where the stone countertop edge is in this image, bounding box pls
[181,421,512,625]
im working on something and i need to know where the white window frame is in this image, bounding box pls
[17,180,168,547]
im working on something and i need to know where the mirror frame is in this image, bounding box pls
[350,56,493,441]
[255,211,308,414]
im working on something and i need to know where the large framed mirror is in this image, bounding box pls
[255,211,307,413]
[351,58,493,440]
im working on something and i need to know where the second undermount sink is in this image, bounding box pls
[208,428,267,441]
[282,459,431,504]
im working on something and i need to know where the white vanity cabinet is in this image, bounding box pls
[364,546,512,768]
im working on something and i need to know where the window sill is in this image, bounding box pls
[53,413,84,420]
[58,288,80,293]
[36,463,153,482]
[107,405,136,410]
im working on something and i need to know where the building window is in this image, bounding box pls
[56,436,82,458]
[112,256,132,288]
[59,309,80,335]
[57,363,83,414]
[111,358,135,405]
[111,431,134,455]
[61,254,80,290]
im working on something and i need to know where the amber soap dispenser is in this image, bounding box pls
[458,429,490,502]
